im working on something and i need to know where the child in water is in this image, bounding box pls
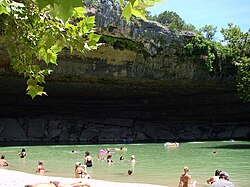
[36,161,45,174]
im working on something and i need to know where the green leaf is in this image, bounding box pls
[132,0,139,7]
[72,7,86,18]
[47,49,57,65]
[27,85,47,99]
[70,0,84,7]
[119,0,124,5]
[132,8,147,20]
[0,5,9,15]
[50,3,73,23]
[36,0,55,11]
[36,75,45,83]
[89,33,101,43]
[31,65,40,73]
[121,4,132,23]
[51,41,64,53]
[27,78,37,86]
[38,46,47,61]
[85,16,95,29]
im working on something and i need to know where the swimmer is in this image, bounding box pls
[130,155,136,163]
[97,154,104,160]
[107,155,113,163]
[0,155,9,166]
[19,148,27,158]
[125,169,133,176]
[119,156,124,160]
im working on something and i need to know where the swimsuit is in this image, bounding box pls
[50,181,60,187]
[86,159,92,167]
[38,167,44,172]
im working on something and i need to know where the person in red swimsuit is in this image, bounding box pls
[36,160,45,174]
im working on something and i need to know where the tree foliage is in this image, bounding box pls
[199,24,217,41]
[185,23,250,102]
[0,0,162,99]
[147,10,196,32]
[221,23,250,102]
[1,1,250,103]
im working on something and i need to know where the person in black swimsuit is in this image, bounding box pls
[19,148,27,158]
[84,151,93,167]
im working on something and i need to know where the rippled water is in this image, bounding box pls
[0,141,249,187]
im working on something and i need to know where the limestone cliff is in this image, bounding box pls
[0,2,249,144]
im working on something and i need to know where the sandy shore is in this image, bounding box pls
[0,169,167,187]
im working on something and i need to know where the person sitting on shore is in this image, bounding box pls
[0,155,9,166]
[207,169,221,184]
[19,148,27,158]
[75,162,91,179]
[24,180,90,187]
[211,171,235,187]
[36,161,45,174]
[178,166,197,187]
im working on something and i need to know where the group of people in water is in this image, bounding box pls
[1,147,235,187]
[2,147,133,187]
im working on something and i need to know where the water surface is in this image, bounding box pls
[0,141,249,187]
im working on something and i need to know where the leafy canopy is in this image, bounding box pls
[0,0,162,99]
[221,23,250,102]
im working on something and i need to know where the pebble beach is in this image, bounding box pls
[0,169,167,187]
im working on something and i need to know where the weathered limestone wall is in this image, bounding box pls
[0,77,249,145]
[0,2,249,145]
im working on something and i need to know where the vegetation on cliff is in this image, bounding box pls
[148,11,250,102]
[0,0,249,102]
[0,0,160,99]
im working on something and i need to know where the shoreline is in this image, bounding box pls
[0,169,167,187]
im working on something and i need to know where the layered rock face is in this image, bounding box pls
[0,2,249,144]
[0,77,249,144]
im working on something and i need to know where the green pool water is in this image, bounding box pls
[0,141,249,187]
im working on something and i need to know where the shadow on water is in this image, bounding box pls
[204,143,250,150]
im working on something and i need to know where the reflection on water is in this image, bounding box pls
[0,141,249,187]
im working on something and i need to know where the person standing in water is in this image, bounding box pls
[84,151,93,168]
[36,161,45,174]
